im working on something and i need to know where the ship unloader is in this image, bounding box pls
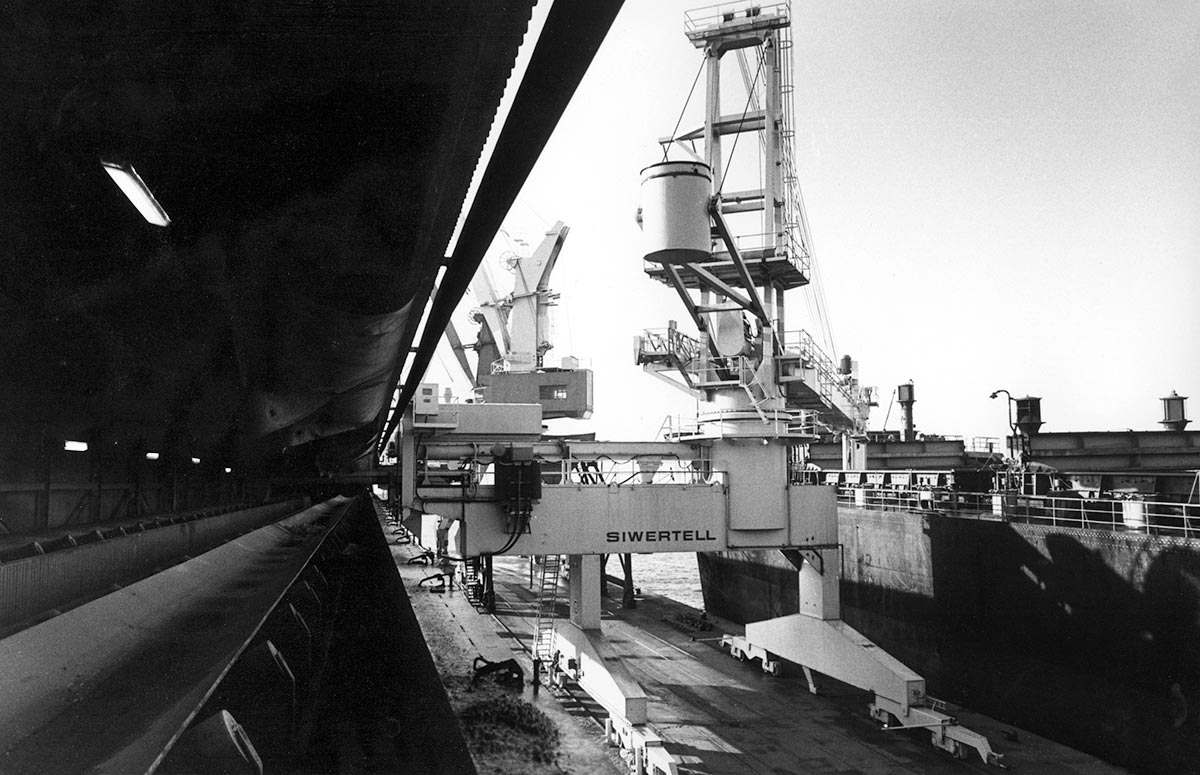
[397,397,1006,768]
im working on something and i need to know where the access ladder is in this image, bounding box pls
[533,554,563,663]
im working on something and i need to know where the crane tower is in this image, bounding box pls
[636,2,872,437]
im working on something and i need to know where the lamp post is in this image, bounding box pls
[989,389,1016,460]
[990,390,1043,462]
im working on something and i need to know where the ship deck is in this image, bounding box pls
[393,536,1129,773]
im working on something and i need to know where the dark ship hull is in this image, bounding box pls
[0,3,628,771]
[0,1,537,512]
[0,0,629,533]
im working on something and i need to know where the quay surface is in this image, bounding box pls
[390,528,1128,773]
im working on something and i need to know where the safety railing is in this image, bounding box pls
[802,473,1200,539]
[490,354,536,374]
[418,457,726,489]
[996,494,1200,537]
[543,459,725,488]
[685,354,756,388]
[777,329,865,412]
[968,437,1003,454]
[831,486,995,517]
[684,2,789,36]
[657,410,816,440]
[638,327,702,366]
[704,228,810,277]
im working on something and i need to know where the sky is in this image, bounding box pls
[430,0,1200,444]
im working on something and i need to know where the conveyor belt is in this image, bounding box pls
[0,500,305,635]
[0,497,349,774]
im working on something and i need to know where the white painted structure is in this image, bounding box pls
[403,3,1001,769]
[399,401,1003,767]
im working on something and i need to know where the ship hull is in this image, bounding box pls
[698,507,1200,774]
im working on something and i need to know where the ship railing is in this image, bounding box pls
[830,484,996,517]
[994,493,1200,538]
[813,477,1200,538]
[794,468,996,491]
[968,436,1003,454]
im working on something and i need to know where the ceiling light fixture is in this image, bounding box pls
[64,440,88,452]
[100,160,172,227]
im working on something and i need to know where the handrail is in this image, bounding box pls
[683,2,789,35]
[802,475,1200,539]
[639,327,702,365]
[656,409,815,439]
[778,329,861,409]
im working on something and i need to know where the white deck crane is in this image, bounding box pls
[443,222,593,419]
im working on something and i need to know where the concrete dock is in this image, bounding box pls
[390,526,1130,774]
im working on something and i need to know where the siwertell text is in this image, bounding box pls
[605,529,717,543]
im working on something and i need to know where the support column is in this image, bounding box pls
[761,283,775,329]
[763,33,782,248]
[799,547,841,620]
[704,47,722,190]
[568,554,602,630]
[620,553,636,609]
[400,411,416,514]
[40,429,52,531]
[89,429,103,523]
[482,555,495,613]
[842,433,866,470]
[600,554,609,598]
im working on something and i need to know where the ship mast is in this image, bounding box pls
[636,1,872,439]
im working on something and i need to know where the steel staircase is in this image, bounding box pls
[461,559,486,611]
[533,554,563,663]
[740,363,771,422]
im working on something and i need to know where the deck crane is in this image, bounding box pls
[443,221,592,418]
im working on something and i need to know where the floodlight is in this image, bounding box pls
[101,160,172,226]
[64,440,88,452]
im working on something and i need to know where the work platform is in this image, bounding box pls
[392,536,1130,773]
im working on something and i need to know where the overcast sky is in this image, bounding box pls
[434,0,1199,444]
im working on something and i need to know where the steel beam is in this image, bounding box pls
[660,111,766,143]
[381,1,626,455]
[708,205,770,324]
[685,263,756,311]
